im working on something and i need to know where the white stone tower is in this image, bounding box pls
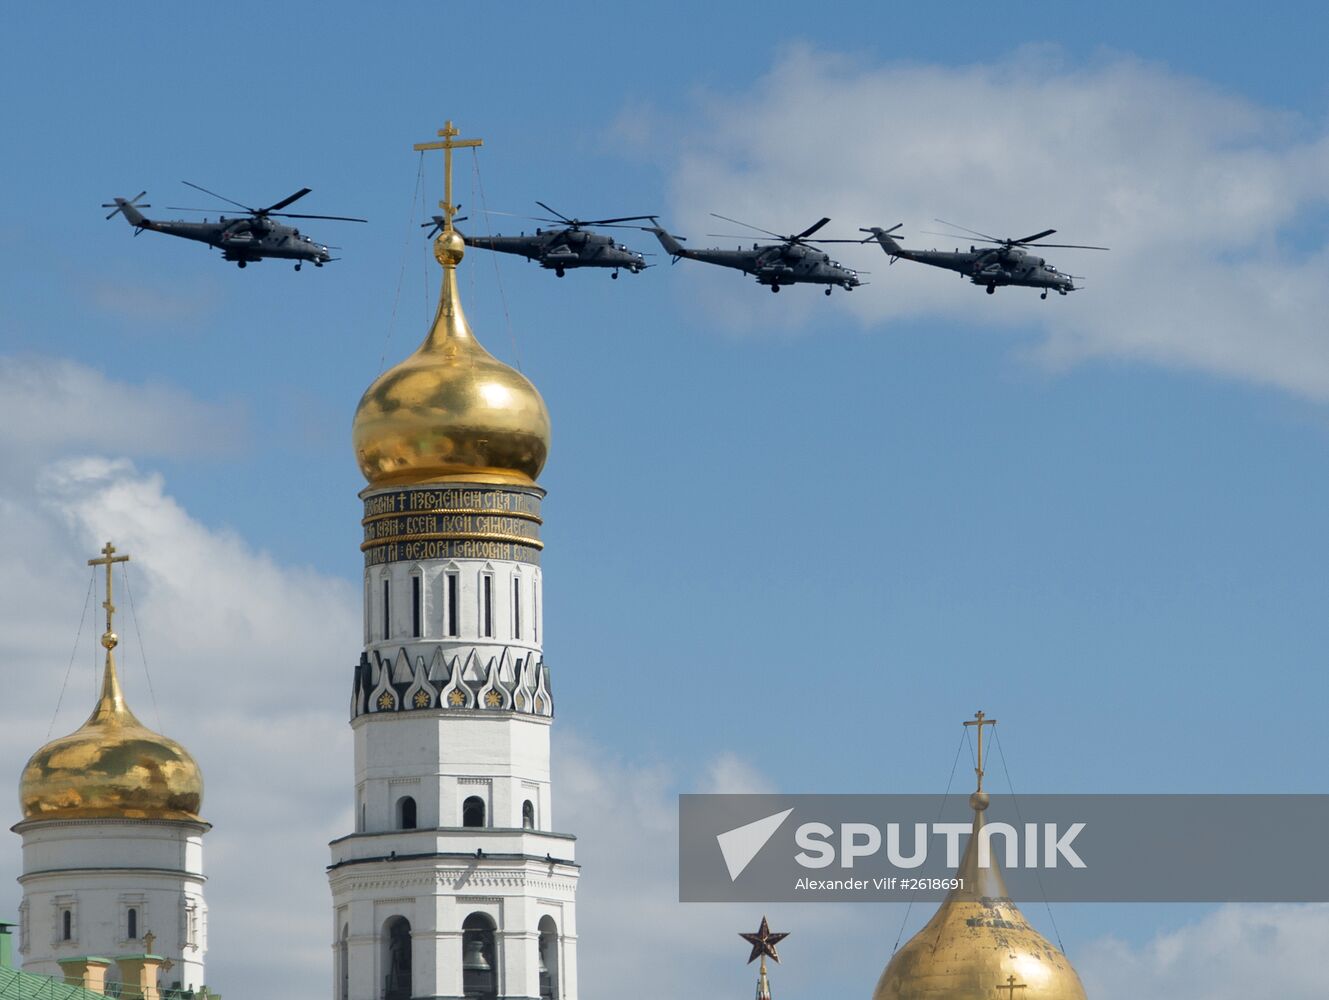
[328,121,578,1000]
[14,542,209,993]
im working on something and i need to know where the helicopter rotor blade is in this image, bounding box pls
[535,201,574,224]
[262,188,313,214]
[796,217,832,240]
[166,205,241,213]
[182,181,254,213]
[708,213,787,241]
[266,212,368,223]
[1012,229,1057,244]
[578,214,659,226]
[919,229,990,243]
[1020,241,1110,251]
[933,218,1001,243]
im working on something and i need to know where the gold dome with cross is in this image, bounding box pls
[18,543,204,823]
[352,121,550,487]
[871,712,1086,1000]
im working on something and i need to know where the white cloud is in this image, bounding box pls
[1077,904,1329,999]
[0,356,245,468]
[658,46,1329,397]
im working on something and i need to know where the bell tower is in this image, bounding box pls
[328,121,578,1000]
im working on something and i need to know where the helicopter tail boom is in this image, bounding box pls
[645,223,687,259]
[860,226,903,256]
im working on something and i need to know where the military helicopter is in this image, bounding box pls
[646,214,862,294]
[860,220,1108,298]
[429,202,654,278]
[102,182,367,270]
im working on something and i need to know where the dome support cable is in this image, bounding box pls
[378,153,426,378]
[469,149,522,372]
[890,726,968,956]
[120,563,162,731]
[992,727,1067,956]
[48,570,95,739]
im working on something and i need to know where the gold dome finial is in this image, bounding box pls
[18,544,204,823]
[352,121,550,487]
[870,713,1087,1000]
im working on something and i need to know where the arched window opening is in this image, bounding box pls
[61,910,71,941]
[538,916,559,1000]
[462,796,486,828]
[445,572,460,637]
[522,800,535,830]
[383,917,412,1000]
[480,574,494,638]
[339,924,349,1000]
[397,796,417,830]
[462,913,497,1000]
[127,908,137,940]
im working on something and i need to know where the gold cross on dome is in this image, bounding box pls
[413,120,483,230]
[88,541,130,649]
[963,709,998,792]
[996,974,1027,999]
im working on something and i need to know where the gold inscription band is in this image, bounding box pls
[361,485,544,566]
[362,507,544,526]
[364,539,542,566]
[360,531,546,552]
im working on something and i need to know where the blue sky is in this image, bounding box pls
[3,4,1328,998]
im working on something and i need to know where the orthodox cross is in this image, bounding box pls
[413,120,482,231]
[996,974,1027,999]
[963,709,998,792]
[88,541,130,647]
[142,930,156,955]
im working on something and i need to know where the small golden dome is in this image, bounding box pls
[352,231,550,487]
[872,806,1086,1000]
[19,651,203,823]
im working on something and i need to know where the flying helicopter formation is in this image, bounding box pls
[102,183,1108,297]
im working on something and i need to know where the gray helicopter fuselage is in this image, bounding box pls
[650,228,860,289]
[109,198,332,265]
[865,229,1074,293]
[463,227,646,272]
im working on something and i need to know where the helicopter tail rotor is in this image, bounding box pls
[102,191,151,223]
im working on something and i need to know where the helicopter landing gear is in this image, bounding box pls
[611,270,619,279]
[1041,290,1048,299]
[770,284,780,293]
[824,287,832,296]
[237,260,247,269]
[295,263,302,272]
[555,268,566,277]
[985,282,995,294]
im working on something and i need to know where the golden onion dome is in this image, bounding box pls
[352,229,550,487]
[19,644,203,823]
[872,793,1086,1000]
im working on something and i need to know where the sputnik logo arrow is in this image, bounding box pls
[716,808,794,881]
